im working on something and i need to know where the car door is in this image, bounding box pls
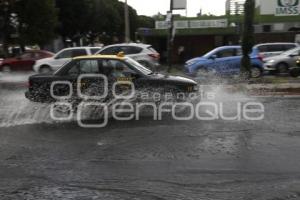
[51,49,74,70]
[101,59,141,96]
[51,49,88,70]
[53,59,104,99]
[15,52,35,71]
[209,48,237,75]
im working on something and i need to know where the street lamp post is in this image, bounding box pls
[124,0,130,43]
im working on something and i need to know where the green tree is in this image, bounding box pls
[16,0,57,49]
[87,0,138,44]
[56,0,90,44]
[241,0,255,79]
[137,15,155,29]
[0,0,17,57]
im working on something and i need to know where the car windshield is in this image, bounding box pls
[282,47,300,56]
[125,57,153,75]
[203,49,216,58]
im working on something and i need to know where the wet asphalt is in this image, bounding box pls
[1,73,300,200]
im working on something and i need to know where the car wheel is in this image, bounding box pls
[251,66,262,78]
[39,65,52,74]
[1,65,11,73]
[290,68,300,78]
[276,63,289,74]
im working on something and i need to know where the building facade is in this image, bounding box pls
[138,0,300,63]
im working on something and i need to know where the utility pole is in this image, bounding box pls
[167,0,174,73]
[124,0,130,43]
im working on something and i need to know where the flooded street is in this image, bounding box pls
[1,73,300,199]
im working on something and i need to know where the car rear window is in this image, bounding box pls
[119,46,143,55]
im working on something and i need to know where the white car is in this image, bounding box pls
[33,47,102,73]
[96,43,160,70]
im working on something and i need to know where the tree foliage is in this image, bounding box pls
[137,15,155,29]
[1,0,142,50]
[16,0,57,47]
[57,0,139,45]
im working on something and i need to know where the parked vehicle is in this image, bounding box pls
[33,47,102,73]
[185,46,264,78]
[254,43,299,58]
[263,47,300,74]
[96,43,160,70]
[0,50,54,72]
[25,54,197,103]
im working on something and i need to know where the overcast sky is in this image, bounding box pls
[123,0,227,17]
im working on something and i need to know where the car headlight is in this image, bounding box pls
[267,60,275,63]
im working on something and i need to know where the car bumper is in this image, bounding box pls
[263,64,277,71]
[25,91,53,103]
[25,91,34,101]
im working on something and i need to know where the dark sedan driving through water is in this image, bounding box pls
[25,54,198,104]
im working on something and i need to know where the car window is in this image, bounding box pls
[216,49,236,58]
[102,59,136,78]
[90,48,102,54]
[67,59,101,76]
[33,52,44,59]
[119,46,143,55]
[20,53,34,59]
[284,44,297,51]
[56,50,73,59]
[236,48,243,56]
[268,45,285,52]
[257,45,268,52]
[100,47,120,55]
[72,49,87,57]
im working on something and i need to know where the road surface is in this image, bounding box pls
[1,73,300,200]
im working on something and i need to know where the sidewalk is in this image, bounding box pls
[163,67,300,96]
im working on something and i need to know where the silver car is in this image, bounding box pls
[263,47,300,74]
[255,43,299,58]
[96,43,160,70]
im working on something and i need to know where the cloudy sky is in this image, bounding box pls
[124,0,227,17]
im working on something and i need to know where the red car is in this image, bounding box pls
[0,50,54,72]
